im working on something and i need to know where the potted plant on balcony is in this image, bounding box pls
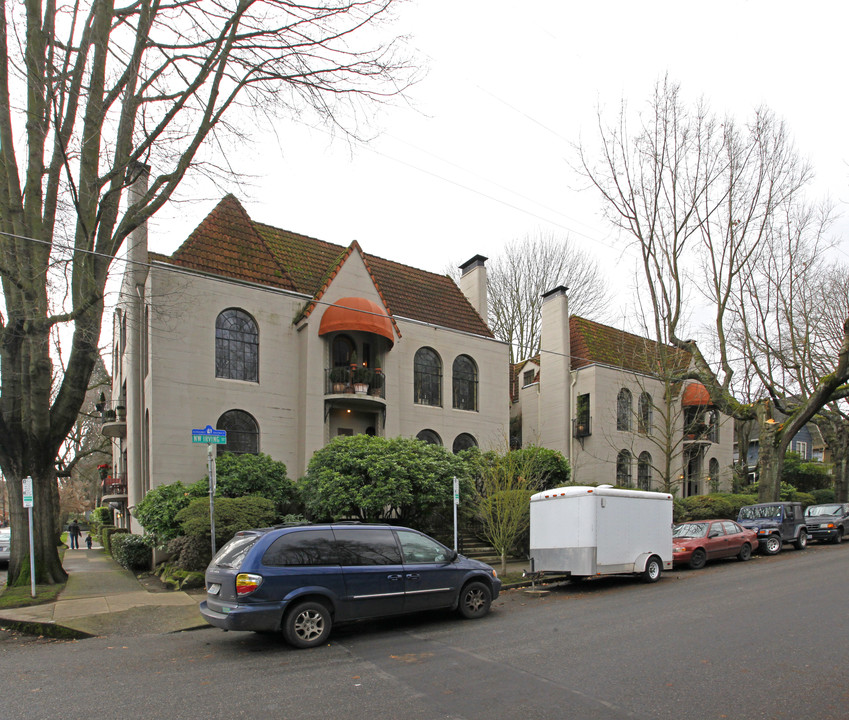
[369,369,384,397]
[102,408,116,422]
[116,404,126,420]
[353,367,371,394]
[97,463,110,481]
[329,366,348,393]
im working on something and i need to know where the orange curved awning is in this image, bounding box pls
[682,382,711,407]
[318,297,394,346]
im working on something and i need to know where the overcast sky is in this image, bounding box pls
[146,0,849,322]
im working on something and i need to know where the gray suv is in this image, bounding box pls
[200,523,501,648]
[804,503,849,544]
[737,502,808,555]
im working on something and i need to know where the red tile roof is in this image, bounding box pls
[570,316,691,374]
[155,196,493,338]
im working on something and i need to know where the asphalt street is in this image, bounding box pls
[1,543,848,720]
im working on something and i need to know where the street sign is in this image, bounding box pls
[192,425,227,444]
[22,475,34,508]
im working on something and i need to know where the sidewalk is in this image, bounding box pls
[0,546,205,638]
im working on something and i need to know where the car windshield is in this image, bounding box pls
[210,532,259,569]
[805,504,843,517]
[739,505,782,520]
[674,523,708,539]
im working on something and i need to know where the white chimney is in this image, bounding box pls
[459,255,488,323]
[539,286,571,457]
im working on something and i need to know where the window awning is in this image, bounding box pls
[682,382,711,407]
[318,297,394,346]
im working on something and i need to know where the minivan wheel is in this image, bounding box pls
[761,535,782,555]
[283,601,332,649]
[458,581,491,619]
[794,530,807,550]
[641,556,662,583]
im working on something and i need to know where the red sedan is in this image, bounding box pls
[673,519,758,569]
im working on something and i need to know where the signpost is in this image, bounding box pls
[453,476,460,552]
[22,476,35,597]
[192,426,227,557]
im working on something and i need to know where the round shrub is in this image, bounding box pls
[111,533,151,571]
[811,488,836,504]
[679,495,734,521]
[166,535,212,572]
[175,495,277,547]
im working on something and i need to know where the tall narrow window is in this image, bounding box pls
[638,392,653,435]
[332,334,355,368]
[217,410,259,455]
[414,347,442,406]
[638,452,652,490]
[708,457,720,491]
[215,309,258,382]
[616,388,632,431]
[452,355,478,411]
[616,450,632,486]
[708,409,720,443]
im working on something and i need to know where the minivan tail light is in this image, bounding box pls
[235,573,263,596]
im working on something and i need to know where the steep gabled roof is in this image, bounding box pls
[169,195,295,290]
[155,196,493,337]
[570,316,691,375]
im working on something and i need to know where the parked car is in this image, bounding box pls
[200,523,501,648]
[672,519,757,569]
[0,527,9,565]
[737,502,807,555]
[804,503,849,544]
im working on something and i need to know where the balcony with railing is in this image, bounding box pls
[325,366,386,406]
[683,422,717,445]
[102,472,128,501]
[98,398,127,438]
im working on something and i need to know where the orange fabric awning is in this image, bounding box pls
[682,382,711,407]
[318,297,394,346]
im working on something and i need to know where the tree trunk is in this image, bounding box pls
[6,471,67,586]
[835,458,849,503]
[500,549,507,577]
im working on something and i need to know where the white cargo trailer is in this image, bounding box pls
[528,485,673,583]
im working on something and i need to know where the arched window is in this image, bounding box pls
[638,452,653,490]
[616,388,632,431]
[452,355,478,411]
[708,457,720,491]
[416,429,442,446]
[452,433,478,453]
[414,347,442,406]
[708,409,720,443]
[616,450,632,486]
[217,410,259,455]
[638,392,652,435]
[216,309,258,382]
[332,334,355,367]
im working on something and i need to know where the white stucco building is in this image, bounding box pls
[102,191,509,530]
[511,287,734,495]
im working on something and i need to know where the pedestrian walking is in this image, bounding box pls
[68,520,82,549]
[85,533,93,550]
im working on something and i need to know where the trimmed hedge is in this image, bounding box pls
[811,488,836,504]
[111,533,151,571]
[166,535,212,572]
[101,526,127,554]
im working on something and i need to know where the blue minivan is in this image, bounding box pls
[199,523,501,648]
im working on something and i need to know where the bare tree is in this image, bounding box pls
[577,78,849,502]
[0,0,413,585]
[469,230,608,363]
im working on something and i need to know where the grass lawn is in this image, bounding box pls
[0,541,67,609]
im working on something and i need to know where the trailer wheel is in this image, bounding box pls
[641,555,662,583]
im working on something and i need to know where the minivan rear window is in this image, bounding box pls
[211,533,259,568]
[263,529,338,566]
[333,527,402,565]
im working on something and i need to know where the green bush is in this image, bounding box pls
[133,481,205,545]
[793,492,817,508]
[165,535,212,572]
[679,495,734,521]
[89,506,112,534]
[111,534,151,571]
[176,495,277,546]
[672,498,688,523]
[209,452,298,516]
[709,493,759,519]
[101,526,127,554]
[811,488,836,504]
